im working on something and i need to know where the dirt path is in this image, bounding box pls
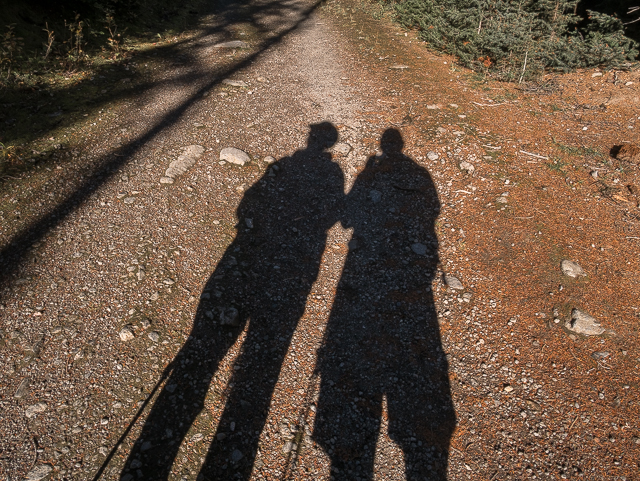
[1,0,639,480]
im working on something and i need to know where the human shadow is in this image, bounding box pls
[313,129,455,480]
[119,122,345,480]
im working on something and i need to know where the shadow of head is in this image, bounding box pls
[307,122,338,152]
[380,128,404,155]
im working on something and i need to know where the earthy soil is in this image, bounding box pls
[1,0,639,480]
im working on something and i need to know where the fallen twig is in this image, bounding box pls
[482,144,501,150]
[519,150,549,160]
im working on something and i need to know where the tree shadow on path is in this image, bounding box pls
[313,129,455,480]
[120,122,345,480]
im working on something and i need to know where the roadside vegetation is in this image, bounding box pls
[0,0,207,176]
[388,0,639,81]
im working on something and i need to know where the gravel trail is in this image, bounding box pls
[2,0,639,480]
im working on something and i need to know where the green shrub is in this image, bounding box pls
[393,0,638,80]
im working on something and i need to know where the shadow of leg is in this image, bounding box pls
[120,320,239,479]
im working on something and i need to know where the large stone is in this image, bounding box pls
[565,309,605,336]
[163,145,205,182]
[220,147,250,166]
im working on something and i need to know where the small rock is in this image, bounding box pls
[245,218,254,228]
[140,441,152,451]
[389,64,409,70]
[591,351,610,360]
[14,378,29,398]
[411,243,427,256]
[256,76,267,82]
[222,79,248,88]
[119,326,135,341]
[332,142,352,155]
[130,460,142,469]
[503,385,514,393]
[565,308,605,336]
[231,449,243,463]
[191,433,204,442]
[220,147,250,166]
[220,307,240,327]
[591,72,603,77]
[427,151,439,161]
[496,196,508,204]
[590,170,598,179]
[213,40,248,48]
[25,403,47,418]
[148,331,160,342]
[263,155,276,163]
[526,399,541,411]
[625,81,634,86]
[462,292,473,302]
[426,104,442,110]
[24,464,52,481]
[459,161,475,174]
[561,260,586,278]
[98,446,109,456]
[369,190,382,203]
[444,274,464,290]
[160,176,174,184]
[283,441,294,454]
[140,319,151,330]
[124,197,136,204]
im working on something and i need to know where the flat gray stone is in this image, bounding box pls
[231,449,243,463]
[459,161,475,174]
[263,155,276,163]
[24,465,52,481]
[25,403,47,418]
[220,147,250,166]
[332,142,352,155]
[148,331,160,342]
[14,378,29,398]
[119,325,135,341]
[561,260,586,278]
[427,151,439,161]
[163,145,205,182]
[370,190,382,203]
[444,274,464,290]
[220,307,240,326]
[565,308,605,336]
[222,79,248,87]
[213,40,248,48]
[411,243,427,255]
